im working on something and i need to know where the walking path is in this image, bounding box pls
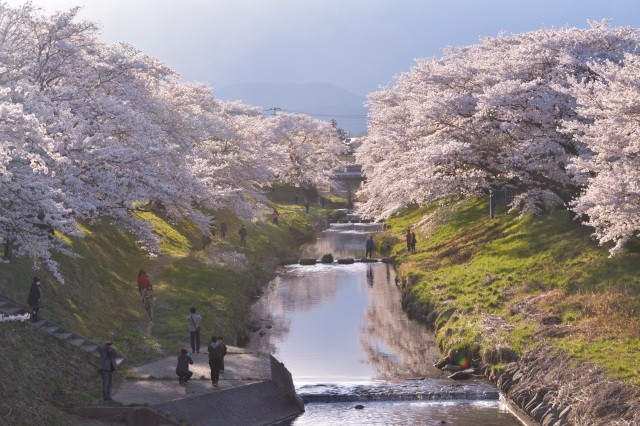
[113,347,271,405]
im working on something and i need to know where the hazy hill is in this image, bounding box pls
[214,82,368,136]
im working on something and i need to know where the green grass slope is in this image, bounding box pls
[385,197,640,385]
[0,197,327,424]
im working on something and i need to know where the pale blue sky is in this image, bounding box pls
[4,0,640,95]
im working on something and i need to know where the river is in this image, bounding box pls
[247,222,521,425]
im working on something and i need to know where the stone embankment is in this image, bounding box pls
[408,288,640,425]
[489,344,640,426]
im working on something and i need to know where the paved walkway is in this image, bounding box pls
[113,347,272,406]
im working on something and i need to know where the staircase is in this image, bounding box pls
[0,294,124,363]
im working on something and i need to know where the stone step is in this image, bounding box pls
[55,332,73,340]
[81,344,98,353]
[42,325,60,334]
[32,319,48,327]
[68,338,86,347]
[0,300,8,308]
[2,306,23,315]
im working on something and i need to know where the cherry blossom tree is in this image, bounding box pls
[356,21,640,221]
[563,53,640,255]
[0,3,344,279]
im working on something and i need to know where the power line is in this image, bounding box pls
[263,107,367,119]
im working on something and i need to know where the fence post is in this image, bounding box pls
[489,189,495,219]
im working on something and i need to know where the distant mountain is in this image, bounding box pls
[214,82,368,136]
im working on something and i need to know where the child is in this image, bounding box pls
[176,348,194,385]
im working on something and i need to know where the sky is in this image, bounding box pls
[3,0,640,96]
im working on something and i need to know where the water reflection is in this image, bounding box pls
[248,223,445,383]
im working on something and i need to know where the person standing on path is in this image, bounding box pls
[405,229,412,252]
[272,208,279,224]
[365,236,375,259]
[97,341,120,401]
[220,221,227,239]
[27,276,44,322]
[188,307,202,353]
[410,231,417,253]
[176,349,194,385]
[239,224,247,246]
[218,336,228,373]
[304,200,310,214]
[208,335,225,387]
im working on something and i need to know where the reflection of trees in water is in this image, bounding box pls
[360,264,444,381]
[247,269,342,352]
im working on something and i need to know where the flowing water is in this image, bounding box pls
[247,222,521,425]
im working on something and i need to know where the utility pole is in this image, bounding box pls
[265,107,282,116]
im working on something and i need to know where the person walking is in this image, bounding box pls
[272,208,279,224]
[304,200,310,214]
[220,221,227,239]
[188,307,202,353]
[27,276,44,322]
[176,349,194,385]
[410,232,417,253]
[97,341,120,401]
[365,236,375,259]
[137,269,150,295]
[239,224,247,246]
[208,335,225,387]
[141,283,155,320]
[405,229,412,252]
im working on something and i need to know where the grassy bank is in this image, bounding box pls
[383,197,640,385]
[0,194,329,424]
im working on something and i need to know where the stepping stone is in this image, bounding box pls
[68,338,86,346]
[81,344,98,353]
[0,301,8,308]
[32,319,48,327]
[2,307,22,315]
[55,332,73,340]
[42,325,60,334]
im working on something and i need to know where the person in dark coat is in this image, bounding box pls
[27,276,44,322]
[239,224,247,246]
[176,349,194,385]
[410,232,417,253]
[220,221,227,239]
[365,236,375,259]
[97,341,121,401]
[208,335,225,387]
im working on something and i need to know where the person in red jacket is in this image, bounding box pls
[137,269,150,295]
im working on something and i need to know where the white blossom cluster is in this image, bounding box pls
[0,312,30,322]
[356,20,640,254]
[0,4,345,279]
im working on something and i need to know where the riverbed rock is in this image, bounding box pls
[248,320,262,332]
[434,357,452,369]
[441,364,462,372]
[299,258,317,265]
[337,258,355,264]
[447,369,474,380]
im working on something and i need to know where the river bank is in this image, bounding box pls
[386,197,640,425]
